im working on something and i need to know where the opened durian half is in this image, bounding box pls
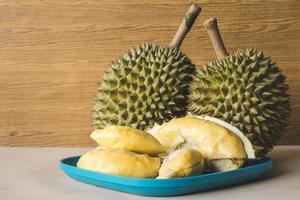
[149,116,255,172]
[92,4,201,130]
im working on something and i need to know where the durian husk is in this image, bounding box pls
[92,43,195,131]
[188,48,291,157]
[91,125,165,156]
[77,148,161,178]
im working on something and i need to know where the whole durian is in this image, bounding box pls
[188,18,290,157]
[93,4,201,130]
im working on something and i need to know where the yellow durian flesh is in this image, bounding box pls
[157,149,204,179]
[154,117,247,172]
[77,148,161,178]
[153,131,186,151]
[209,158,244,172]
[91,125,165,156]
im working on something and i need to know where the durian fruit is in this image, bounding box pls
[157,149,204,179]
[92,4,201,130]
[152,116,253,172]
[91,125,165,156]
[188,18,291,157]
[77,148,161,178]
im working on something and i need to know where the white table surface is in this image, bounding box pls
[0,146,299,200]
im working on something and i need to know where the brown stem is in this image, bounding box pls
[203,18,229,59]
[169,4,201,48]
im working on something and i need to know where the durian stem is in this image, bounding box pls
[203,18,229,59]
[169,4,201,49]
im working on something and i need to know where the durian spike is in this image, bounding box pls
[169,4,201,49]
[203,18,229,59]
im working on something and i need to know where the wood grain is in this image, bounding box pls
[0,0,299,146]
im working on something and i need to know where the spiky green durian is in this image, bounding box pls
[188,48,290,157]
[93,43,195,130]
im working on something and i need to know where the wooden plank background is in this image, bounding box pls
[0,0,299,146]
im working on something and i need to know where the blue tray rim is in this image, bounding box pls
[59,156,272,188]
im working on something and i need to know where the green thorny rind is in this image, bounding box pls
[93,43,195,130]
[188,48,291,157]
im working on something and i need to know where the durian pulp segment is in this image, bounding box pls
[208,158,244,172]
[77,148,161,178]
[147,115,255,159]
[90,125,166,156]
[153,117,246,166]
[148,130,186,151]
[157,149,204,178]
[93,43,195,130]
[192,115,255,159]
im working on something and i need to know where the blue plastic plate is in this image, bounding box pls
[60,156,272,196]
